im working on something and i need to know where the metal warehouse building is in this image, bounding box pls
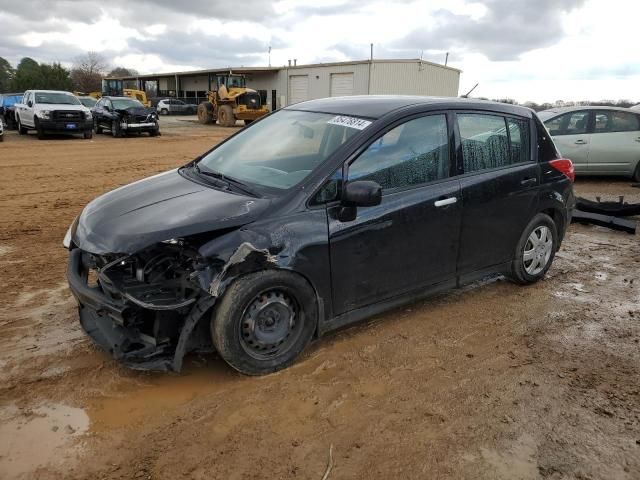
[116,58,461,110]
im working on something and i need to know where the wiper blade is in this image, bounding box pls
[193,165,256,196]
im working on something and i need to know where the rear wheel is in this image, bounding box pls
[211,270,317,375]
[218,104,235,127]
[197,103,213,124]
[508,213,557,285]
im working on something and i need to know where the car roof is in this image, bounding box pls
[539,105,637,116]
[102,96,140,100]
[28,90,75,94]
[286,95,533,119]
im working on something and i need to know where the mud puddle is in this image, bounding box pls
[0,403,89,478]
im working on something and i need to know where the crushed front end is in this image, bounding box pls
[66,242,216,371]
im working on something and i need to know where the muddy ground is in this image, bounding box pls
[0,117,638,480]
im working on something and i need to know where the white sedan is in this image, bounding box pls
[538,106,640,181]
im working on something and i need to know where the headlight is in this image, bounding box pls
[85,111,92,119]
[63,216,79,249]
[40,110,51,119]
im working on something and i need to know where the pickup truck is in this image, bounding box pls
[15,90,93,139]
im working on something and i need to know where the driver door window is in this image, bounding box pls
[348,114,450,191]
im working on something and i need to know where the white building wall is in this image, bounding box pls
[370,61,460,97]
[180,75,209,92]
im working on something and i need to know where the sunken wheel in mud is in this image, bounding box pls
[508,213,558,285]
[197,103,213,124]
[211,270,317,375]
[217,105,235,127]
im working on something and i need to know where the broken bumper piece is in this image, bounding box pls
[67,248,215,371]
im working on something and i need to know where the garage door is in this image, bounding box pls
[289,75,309,105]
[330,73,354,97]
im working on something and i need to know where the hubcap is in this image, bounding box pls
[239,290,301,360]
[523,226,553,275]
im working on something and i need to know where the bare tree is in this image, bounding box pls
[71,52,108,93]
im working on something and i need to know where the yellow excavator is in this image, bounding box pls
[197,74,269,127]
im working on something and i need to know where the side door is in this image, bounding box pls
[544,110,591,173]
[588,110,640,175]
[22,92,35,126]
[328,113,462,315]
[455,112,539,274]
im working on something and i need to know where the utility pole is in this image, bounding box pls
[445,52,449,66]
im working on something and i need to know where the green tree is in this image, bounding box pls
[40,62,72,90]
[12,57,42,91]
[0,57,15,92]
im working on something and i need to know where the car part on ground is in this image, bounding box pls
[197,73,269,127]
[576,196,640,217]
[65,96,574,374]
[571,210,636,234]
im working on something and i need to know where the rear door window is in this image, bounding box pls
[544,111,590,135]
[457,113,530,173]
[348,114,450,191]
[593,110,640,133]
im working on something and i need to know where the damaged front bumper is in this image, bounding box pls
[66,248,215,371]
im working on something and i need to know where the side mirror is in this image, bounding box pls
[343,180,382,207]
[27,100,33,108]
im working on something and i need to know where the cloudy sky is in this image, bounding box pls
[0,0,638,102]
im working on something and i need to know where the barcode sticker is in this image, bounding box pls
[327,115,372,130]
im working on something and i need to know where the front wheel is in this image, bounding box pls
[94,117,103,134]
[508,213,558,285]
[211,270,317,375]
[111,119,122,138]
[34,117,45,140]
[160,108,168,115]
[17,117,27,135]
[632,162,640,182]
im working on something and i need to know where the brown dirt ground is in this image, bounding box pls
[0,118,639,480]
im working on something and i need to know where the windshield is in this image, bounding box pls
[79,97,97,108]
[112,98,144,109]
[35,92,80,105]
[197,110,367,190]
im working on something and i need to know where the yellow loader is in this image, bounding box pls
[197,74,269,127]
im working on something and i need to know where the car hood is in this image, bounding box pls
[36,104,87,112]
[74,169,270,255]
[115,106,155,117]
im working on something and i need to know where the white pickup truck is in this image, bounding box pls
[15,90,93,139]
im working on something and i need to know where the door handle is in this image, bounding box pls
[574,139,587,145]
[434,197,457,207]
[520,177,537,186]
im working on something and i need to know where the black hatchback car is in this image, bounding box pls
[64,96,574,375]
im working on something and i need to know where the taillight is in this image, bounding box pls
[549,158,575,182]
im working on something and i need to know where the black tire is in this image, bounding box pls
[218,104,235,127]
[17,117,27,135]
[84,130,93,139]
[244,119,253,126]
[197,103,213,124]
[0,134,3,142]
[508,213,558,285]
[111,119,122,138]
[35,117,45,140]
[633,162,640,182]
[211,270,317,375]
[160,108,168,115]
[149,128,159,137]
[94,117,103,134]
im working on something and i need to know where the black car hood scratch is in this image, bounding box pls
[74,169,270,254]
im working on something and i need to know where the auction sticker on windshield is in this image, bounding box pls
[327,115,372,130]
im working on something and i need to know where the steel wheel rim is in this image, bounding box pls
[239,289,302,360]
[523,225,553,275]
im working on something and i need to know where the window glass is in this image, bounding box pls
[507,118,531,164]
[348,115,449,191]
[458,114,510,172]
[544,111,589,135]
[594,111,640,133]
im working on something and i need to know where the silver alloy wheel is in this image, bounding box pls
[523,225,553,275]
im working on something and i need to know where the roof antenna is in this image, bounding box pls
[461,83,479,98]
[445,52,449,66]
